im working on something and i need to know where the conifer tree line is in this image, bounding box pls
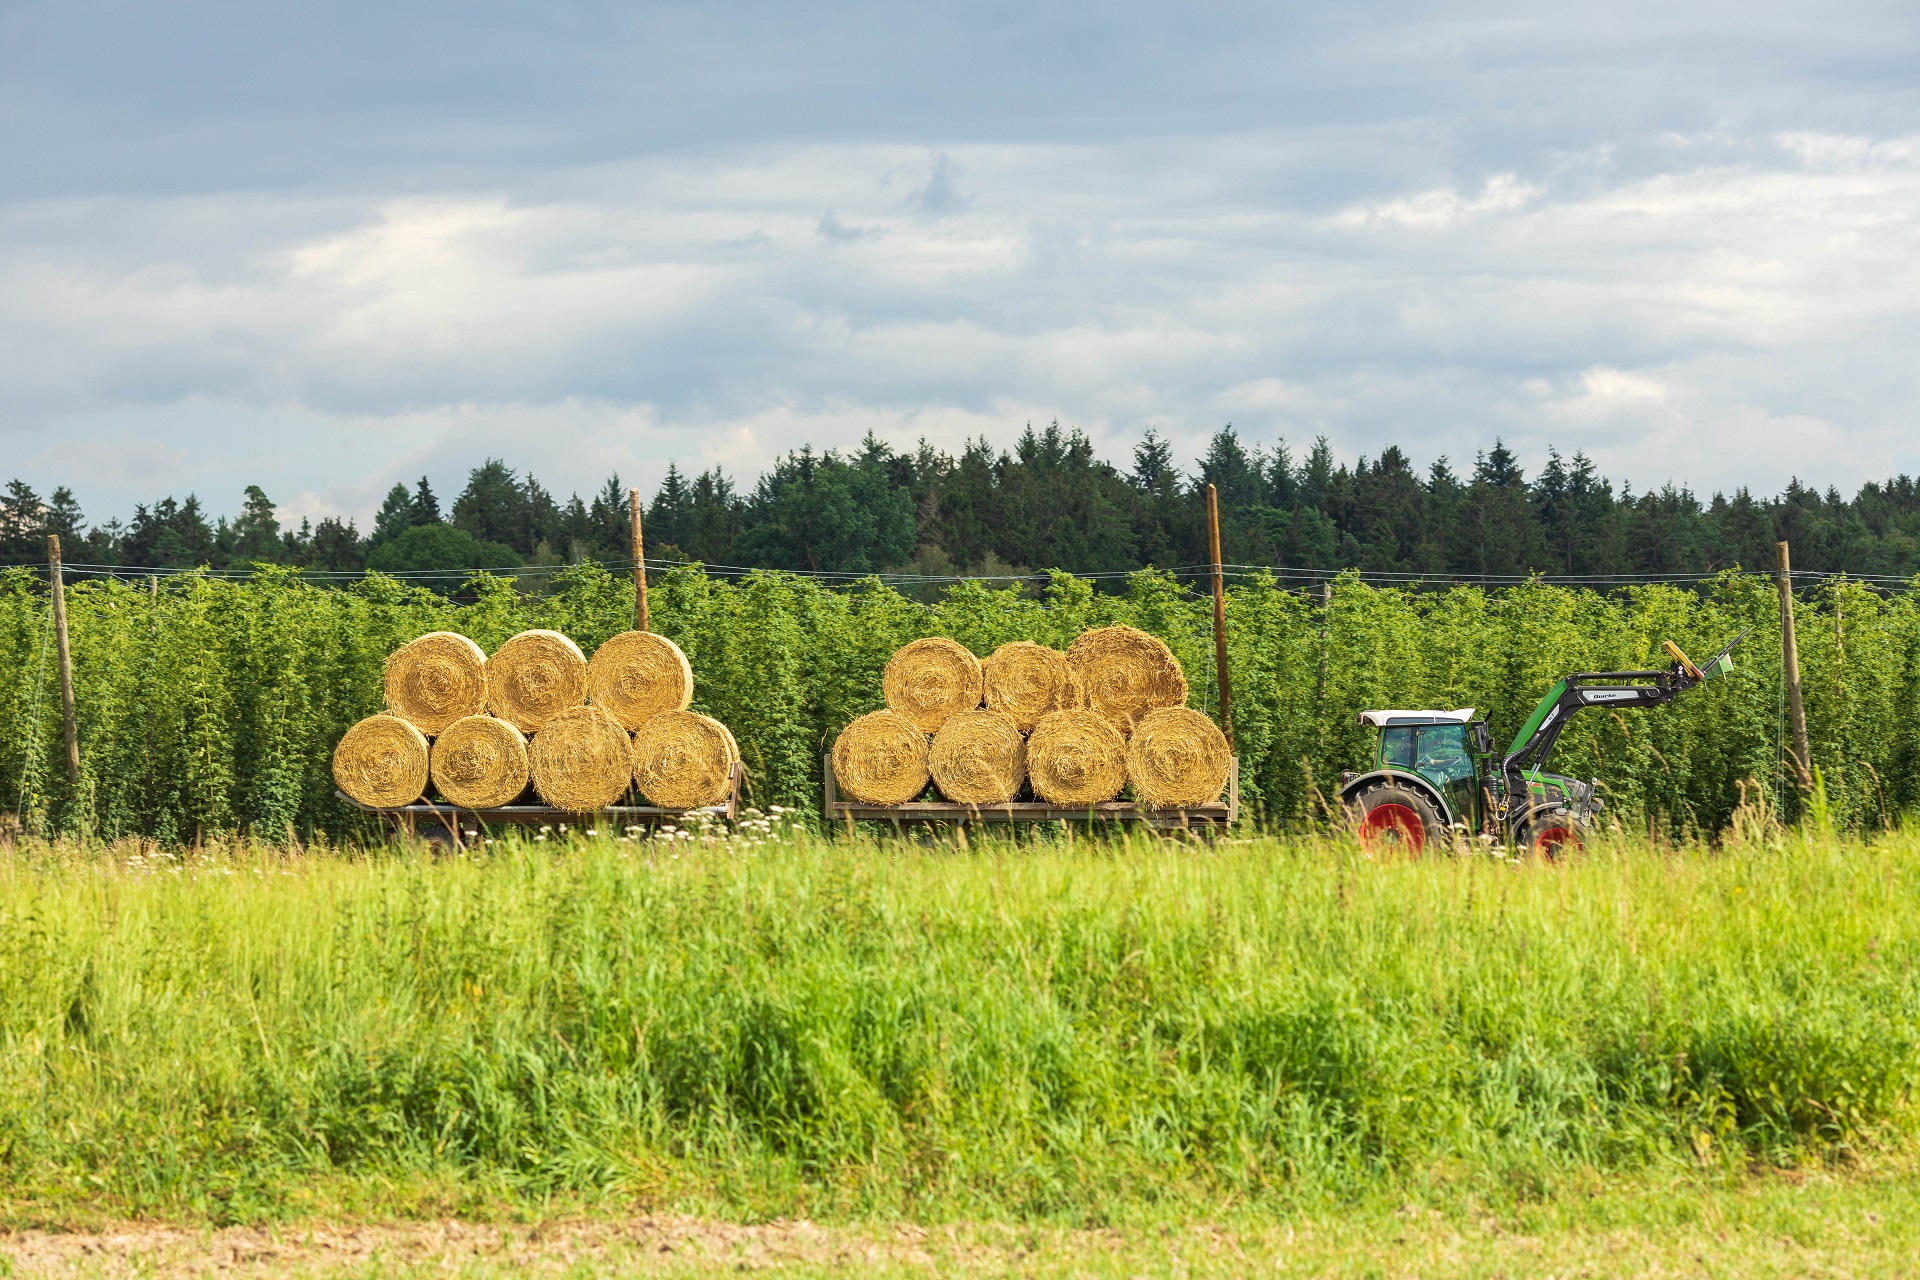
[6,425,1920,579]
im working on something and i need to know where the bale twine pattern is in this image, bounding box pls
[384,631,488,735]
[489,629,588,732]
[587,630,694,730]
[332,714,430,809]
[882,637,984,733]
[1026,709,1128,806]
[929,708,1027,805]
[833,709,931,805]
[631,710,738,808]
[1066,624,1189,734]
[528,705,633,811]
[981,640,1081,732]
[1126,707,1232,808]
[430,714,530,809]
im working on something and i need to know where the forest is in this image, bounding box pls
[5,424,1920,581]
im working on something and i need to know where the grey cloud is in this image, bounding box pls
[2,0,1919,525]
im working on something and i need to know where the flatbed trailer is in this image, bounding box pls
[336,761,744,845]
[822,754,1238,832]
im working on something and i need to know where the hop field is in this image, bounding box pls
[5,563,1920,841]
[1,824,1917,1233]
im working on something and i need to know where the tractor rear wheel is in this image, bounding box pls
[1348,784,1445,854]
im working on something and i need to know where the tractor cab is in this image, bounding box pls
[1337,709,1490,852]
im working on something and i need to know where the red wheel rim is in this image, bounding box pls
[1532,825,1579,857]
[1358,803,1425,853]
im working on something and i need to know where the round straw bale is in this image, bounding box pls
[1066,624,1188,734]
[930,708,1027,804]
[832,709,931,805]
[631,710,738,808]
[1126,707,1232,808]
[882,637,983,733]
[384,632,488,735]
[488,629,587,732]
[528,705,632,811]
[1026,709,1128,806]
[430,714,529,809]
[332,714,429,809]
[981,640,1080,732]
[587,630,694,730]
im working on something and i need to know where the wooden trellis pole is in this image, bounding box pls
[1206,484,1234,749]
[1777,541,1811,789]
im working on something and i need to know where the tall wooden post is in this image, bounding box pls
[1206,484,1234,749]
[1777,541,1811,789]
[47,535,80,784]
[629,487,649,633]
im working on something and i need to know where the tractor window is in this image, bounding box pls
[1380,726,1416,770]
[1416,725,1474,782]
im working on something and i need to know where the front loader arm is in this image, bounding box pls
[1501,629,1749,778]
[1502,671,1690,776]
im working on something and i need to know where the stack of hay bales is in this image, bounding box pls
[332,627,738,813]
[831,625,1231,809]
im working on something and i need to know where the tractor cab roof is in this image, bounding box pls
[1356,708,1476,727]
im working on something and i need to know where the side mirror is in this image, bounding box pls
[1473,723,1492,753]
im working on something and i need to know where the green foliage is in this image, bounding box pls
[365,524,519,573]
[0,831,1917,1221]
[1,565,1917,839]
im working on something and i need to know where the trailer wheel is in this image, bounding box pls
[1348,784,1443,854]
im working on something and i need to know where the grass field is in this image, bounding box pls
[2,823,1918,1272]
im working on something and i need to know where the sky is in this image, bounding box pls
[3,0,1918,531]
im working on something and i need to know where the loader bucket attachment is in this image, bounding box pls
[1662,640,1703,679]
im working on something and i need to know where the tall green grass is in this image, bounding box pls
[1,829,1916,1224]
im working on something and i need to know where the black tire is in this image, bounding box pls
[1516,809,1587,859]
[413,820,456,853]
[1347,783,1446,854]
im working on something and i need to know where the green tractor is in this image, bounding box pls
[1336,632,1746,855]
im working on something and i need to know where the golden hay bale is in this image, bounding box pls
[587,630,694,730]
[1066,624,1188,734]
[384,632,488,735]
[832,709,931,805]
[429,715,530,809]
[488,629,588,732]
[882,637,983,733]
[929,708,1026,805]
[527,705,633,811]
[631,710,738,808]
[981,640,1081,732]
[1026,709,1128,806]
[1126,707,1232,808]
[332,714,430,809]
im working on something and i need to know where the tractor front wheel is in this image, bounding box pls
[1348,784,1445,854]
[1518,812,1585,859]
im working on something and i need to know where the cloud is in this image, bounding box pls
[1333,174,1541,228]
[912,153,971,217]
[2,4,1919,526]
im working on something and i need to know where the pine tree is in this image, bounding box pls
[228,485,282,565]
[371,485,413,547]
[410,477,442,526]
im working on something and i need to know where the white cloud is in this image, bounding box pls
[1332,173,1541,228]
[4,111,1920,525]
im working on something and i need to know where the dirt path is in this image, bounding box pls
[0,1218,989,1277]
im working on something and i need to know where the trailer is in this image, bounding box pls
[336,760,745,847]
[822,753,1237,833]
